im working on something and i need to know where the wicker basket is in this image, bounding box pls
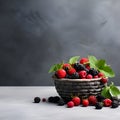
[53,77,104,102]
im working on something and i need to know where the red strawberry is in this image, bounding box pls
[67,101,74,108]
[78,70,87,79]
[86,74,93,79]
[72,97,81,106]
[62,63,71,69]
[56,69,66,78]
[98,72,105,78]
[67,68,76,75]
[101,77,108,84]
[88,95,97,105]
[82,99,89,107]
[80,58,89,64]
[103,99,112,107]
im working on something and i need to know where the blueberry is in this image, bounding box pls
[74,63,86,71]
[65,74,71,79]
[71,72,79,79]
[95,102,103,109]
[88,68,98,76]
[34,97,41,103]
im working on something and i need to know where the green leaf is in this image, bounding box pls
[69,56,80,64]
[88,56,97,69]
[99,66,115,77]
[109,84,120,97]
[96,59,106,69]
[48,63,63,73]
[101,86,111,98]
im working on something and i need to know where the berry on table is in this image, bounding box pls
[58,99,65,106]
[111,100,119,108]
[103,98,112,107]
[78,70,87,79]
[42,98,46,102]
[56,69,66,78]
[82,99,89,107]
[34,97,41,103]
[88,95,97,105]
[95,102,103,109]
[72,97,81,106]
[96,95,105,102]
[67,101,74,108]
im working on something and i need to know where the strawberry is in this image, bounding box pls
[78,70,87,79]
[103,99,112,107]
[67,68,76,75]
[88,95,97,105]
[56,69,66,78]
[67,101,74,108]
[86,74,93,79]
[72,97,81,106]
[98,72,105,78]
[82,99,89,107]
[101,77,108,84]
[80,58,89,64]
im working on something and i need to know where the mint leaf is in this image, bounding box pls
[88,56,97,69]
[48,63,63,73]
[101,86,111,98]
[69,56,80,64]
[96,59,106,69]
[109,84,120,97]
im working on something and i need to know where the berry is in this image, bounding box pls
[62,63,71,70]
[67,68,76,75]
[65,74,71,79]
[95,102,103,109]
[71,72,79,79]
[56,69,66,78]
[88,95,97,105]
[103,98,112,107]
[42,98,46,102]
[111,100,119,108]
[85,64,90,70]
[67,101,74,108]
[88,68,98,76]
[72,97,81,106]
[96,95,105,102]
[53,96,60,103]
[58,99,65,106]
[86,74,93,79]
[80,58,89,64]
[101,77,108,84]
[94,75,99,78]
[98,72,105,78]
[78,70,87,79]
[74,63,86,71]
[82,99,89,107]
[48,96,54,103]
[34,97,41,103]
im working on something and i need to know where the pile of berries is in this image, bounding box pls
[55,57,108,84]
[33,95,120,109]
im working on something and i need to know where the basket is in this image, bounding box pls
[53,77,104,102]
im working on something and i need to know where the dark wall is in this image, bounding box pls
[0,0,120,86]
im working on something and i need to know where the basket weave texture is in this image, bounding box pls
[53,77,104,101]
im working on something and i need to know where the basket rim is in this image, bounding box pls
[52,76,101,82]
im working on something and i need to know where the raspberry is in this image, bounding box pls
[88,95,97,105]
[56,69,66,78]
[86,74,93,79]
[98,72,105,78]
[82,99,89,107]
[42,98,46,102]
[80,58,89,64]
[101,77,108,84]
[71,72,79,79]
[72,97,81,106]
[103,98,112,107]
[67,101,74,108]
[94,75,99,78]
[95,102,103,109]
[67,68,76,75]
[62,63,71,70]
[78,70,87,79]
[85,64,90,70]
[34,97,41,103]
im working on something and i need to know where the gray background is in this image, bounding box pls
[0,0,120,86]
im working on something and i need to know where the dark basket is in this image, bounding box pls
[53,77,105,102]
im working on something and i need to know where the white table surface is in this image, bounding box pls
[0,86,120,120]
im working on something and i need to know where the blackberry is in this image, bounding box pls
[53,96,60,103]
[48,96,54,103]
[95,102,103,109]
[88,68,98,76]
[111,97,119,102]
[34,97,41,103]
[71,72,79,79]
[58,99,65,106]
[65,74,71,79]
[96,95,105,102]
[74,63,86,71]
[111,100,119,108]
